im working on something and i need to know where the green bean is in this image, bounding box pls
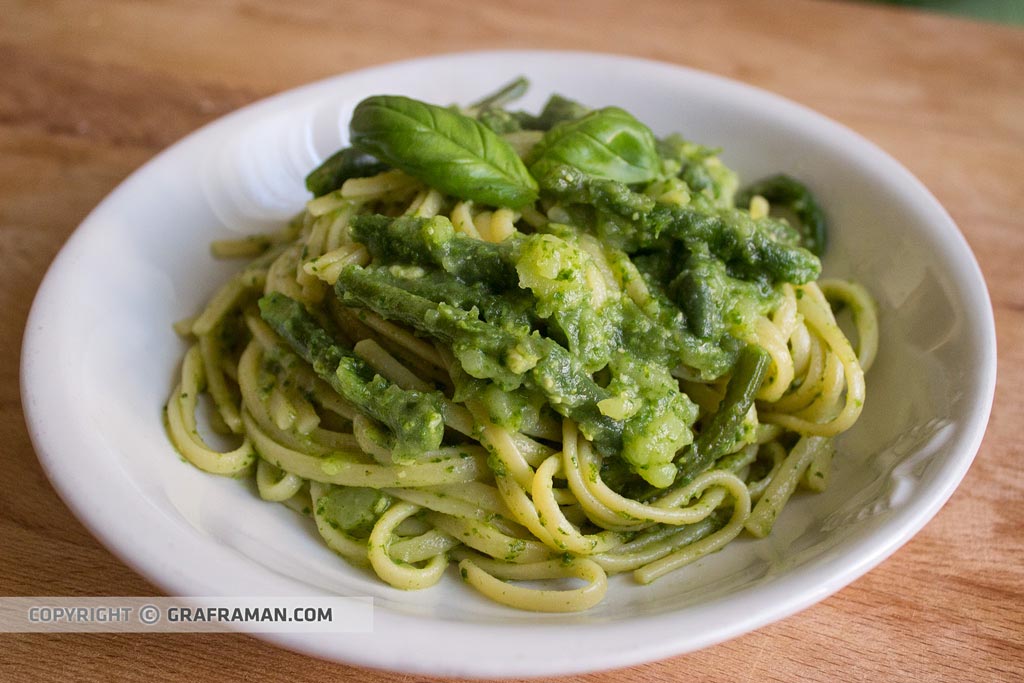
[369,267,536,331]
[518,94,590,130]
[350,214,520,290]
[258,292,445,460]
[469,76,530,111]
[677,344,771,482]
[305,148,389,198]
[537,164,821,284]
[735,174,828,256]
[334,265,624,454]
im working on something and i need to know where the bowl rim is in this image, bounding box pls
[20,49,997,678]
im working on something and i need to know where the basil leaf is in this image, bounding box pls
[528,107,660,184]
[350,95,538,208]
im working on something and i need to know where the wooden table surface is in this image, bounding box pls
[2,0,1022,680]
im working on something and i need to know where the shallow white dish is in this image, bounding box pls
[22,51,996,678]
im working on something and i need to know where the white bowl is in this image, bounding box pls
[21,51,996,678]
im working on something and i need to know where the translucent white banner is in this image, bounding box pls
[0,596,373,633]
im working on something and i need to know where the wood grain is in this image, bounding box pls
[1,0,1022,680]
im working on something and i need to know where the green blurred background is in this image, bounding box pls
[872,0,1024,25]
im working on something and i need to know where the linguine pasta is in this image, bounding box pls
[165,83,877,612]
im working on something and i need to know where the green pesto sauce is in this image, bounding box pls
[316,486,391,538]
[293,91,823,492]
